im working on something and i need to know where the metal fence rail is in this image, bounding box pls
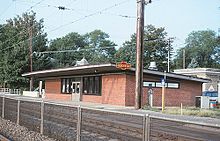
[0,88,20,95]
[4,98,17,123]
[81,108,143,141]
[0,96,219,141]
[19,100,41,132]
[43,103,78,141]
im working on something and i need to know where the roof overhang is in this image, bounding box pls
[174,68,220,74]
[22,64,123,79]
[22,63,210,83]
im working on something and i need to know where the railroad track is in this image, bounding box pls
[0,134,10,141]
[1,98,220,141]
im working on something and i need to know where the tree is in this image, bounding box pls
[84,29,117,64]
[115,25,173,71]
[48,32,87,67]
[48,29,117,67]
[0,11,49,89]
[174,30,220,69]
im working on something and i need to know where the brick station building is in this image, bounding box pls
[22,63,209,107]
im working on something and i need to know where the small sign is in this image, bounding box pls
[161,79,165,86]
[116,61,131,70]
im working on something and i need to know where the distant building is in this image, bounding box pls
[174,68,220,92]
[22,63,209,107]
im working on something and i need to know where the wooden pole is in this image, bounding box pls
[17,100,20,124]
[77,106,82,141]
[143,114,150,141]
[29,24,33,91]
[40,101,44,134]
[135,0,145,109]
[183,49,185,69]
[2,97,4,118]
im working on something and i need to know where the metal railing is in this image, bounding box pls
[0,88,20,95]
[0,95,219,141]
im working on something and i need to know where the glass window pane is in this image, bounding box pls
[89,77,93,94]
[82,76,101,95]
[143,82,155,87]
[156,82,162,87]
[167,83,179,88]
[62,79,66,93]
[66,79,69,93]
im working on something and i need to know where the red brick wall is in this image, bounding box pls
[125,75,202,107]
[125,75,135,106]
[45,79,72,101]
[44,74,202,107]
[81,95,102,103]
[74,74,127,105]
[101,74,126,105]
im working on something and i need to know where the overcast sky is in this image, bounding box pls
[0,0,219,50]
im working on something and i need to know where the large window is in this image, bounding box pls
[143,81,179,89]
[83,76,101,95]
[61,78,72,94]
[61,78,81,94]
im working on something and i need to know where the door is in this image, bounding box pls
[72,82,80,101]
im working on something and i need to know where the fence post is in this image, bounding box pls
[143,114,150,141]
[40,101,44,134]
[17,100,20,124]
[2,96,5,118]
[77,106,82,141]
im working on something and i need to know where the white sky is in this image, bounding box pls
[0,0,220,50]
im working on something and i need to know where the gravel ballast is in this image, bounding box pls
[0,118,56,141]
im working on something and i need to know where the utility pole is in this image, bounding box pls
[167,39,171,72]
[135,0,146,109]
[183,49,186,69]
[161,71,166,112]
[167,37,174,72]
[29,22,33,91]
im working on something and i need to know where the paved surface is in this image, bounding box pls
[2,94,220,128]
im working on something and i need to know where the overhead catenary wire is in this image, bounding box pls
[26,0,46,12]
[1,0,130,52]
[0,1,62,52]
[47,0,131,33]
[0,1,14,19]
[35,45,117,54]
[15,0,134,19]
[0,0,47,49]
[1,34,40,52]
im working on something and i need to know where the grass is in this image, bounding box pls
[143,106,220,119]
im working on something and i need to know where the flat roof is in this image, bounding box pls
[22,63,210,83]
[174,68,220,74]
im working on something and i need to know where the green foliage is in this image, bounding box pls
[174,30,220,69]
[0,11,49,89]
[115,25,173,71]
[84,29,117,64]
[48,32,86,67]
[48,29,117,67]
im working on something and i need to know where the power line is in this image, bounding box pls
[15,0,83,15]
[36,45,117,54]
[1,0,130,52]
[0,2,61,51]
[26,0,46,12]
[1,34,40,52]
[47,0,131,33]
[0,1,14,19]
[0,0,47,47]
[37,1,135,19]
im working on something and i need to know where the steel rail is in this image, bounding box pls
[150,115,220,128]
